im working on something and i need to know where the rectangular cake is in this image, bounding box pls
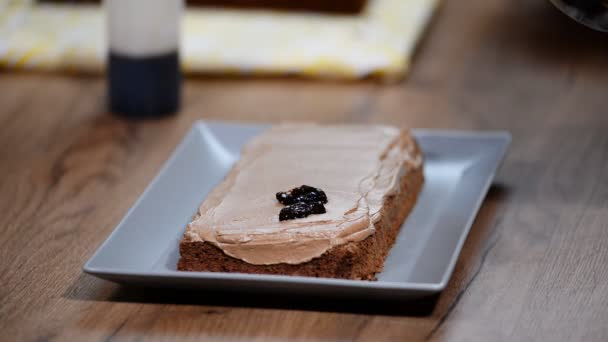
[178,124,424,280]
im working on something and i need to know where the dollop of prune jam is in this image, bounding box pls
[276,185,328,221]
[279,202,326,221]
[276,185,328,205]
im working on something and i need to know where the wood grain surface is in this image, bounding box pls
[2,0,608,341]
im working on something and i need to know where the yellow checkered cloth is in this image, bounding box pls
[0,0,439,80]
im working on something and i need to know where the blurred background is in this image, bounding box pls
[1,0,440,82]
[0,0,606,118]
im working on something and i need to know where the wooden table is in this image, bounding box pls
[2,1,608,341]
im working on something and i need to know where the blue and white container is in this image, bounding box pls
[106,0,183,117]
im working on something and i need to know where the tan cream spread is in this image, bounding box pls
[184,124,422,265]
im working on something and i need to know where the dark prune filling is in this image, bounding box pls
[276,185,328,221]
[279,202,326,221]
[276,185,328,205]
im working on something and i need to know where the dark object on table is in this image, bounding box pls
[106,0,182,118]
[550,0,608,32]
[108,53,181,118]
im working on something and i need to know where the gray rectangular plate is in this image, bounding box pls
[84,121,510,299]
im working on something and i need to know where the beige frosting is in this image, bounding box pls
[185,124,422,265]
